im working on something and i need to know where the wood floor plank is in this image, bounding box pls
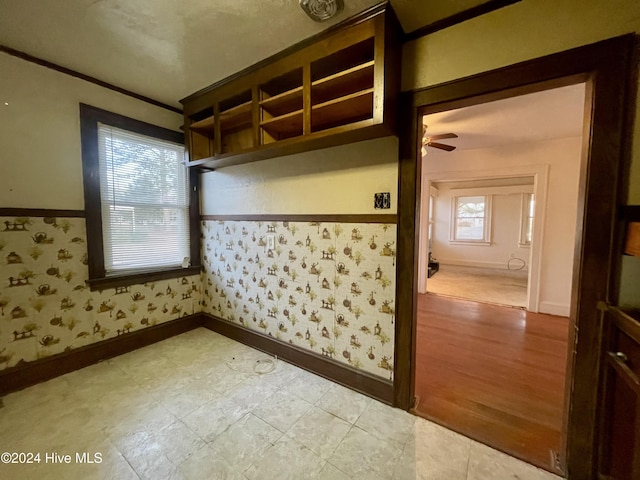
[413,293,570,472]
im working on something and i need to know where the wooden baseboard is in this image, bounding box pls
[202,313,394,404]
[0,312,394,405]
[0,314,203,396]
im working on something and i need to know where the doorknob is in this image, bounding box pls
[614,351,628,363]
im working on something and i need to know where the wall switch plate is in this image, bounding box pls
[374,192,391,209]
[266,234,276,250]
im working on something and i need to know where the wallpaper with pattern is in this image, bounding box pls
[0,216,201,370]
[201,220,397,380]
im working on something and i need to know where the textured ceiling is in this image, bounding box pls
[423,83,587,152]
[0,0,492,108]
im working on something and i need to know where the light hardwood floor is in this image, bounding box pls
[414,293,570,473]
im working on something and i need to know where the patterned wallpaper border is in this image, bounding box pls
[202,214,398,224]
[0,208,85,218]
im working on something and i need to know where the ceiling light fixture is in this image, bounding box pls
[300,0,344,22]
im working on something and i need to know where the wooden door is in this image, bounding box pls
[598,308,640,479]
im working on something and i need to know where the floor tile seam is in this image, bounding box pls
[112,432,165,480]
[251,400,314,435]
[236,430,296,477]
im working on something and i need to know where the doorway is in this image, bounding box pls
[424,178,534,309]
[393,35,636,480]
[414,83,585,472]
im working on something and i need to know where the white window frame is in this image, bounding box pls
[519,192,535,247]
[449,194,492,245]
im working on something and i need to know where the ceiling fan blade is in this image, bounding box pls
[428,142,456,151]
[429,133,458,141]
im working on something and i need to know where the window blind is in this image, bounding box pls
[97,123,189,273]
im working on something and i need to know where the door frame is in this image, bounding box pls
[393,34,638,478]
[417,165,549,314]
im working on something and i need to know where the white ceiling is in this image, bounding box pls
[0,0,492,108]
[422,83,587,152]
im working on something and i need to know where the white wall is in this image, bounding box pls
[424,137,583,316]
[402,0,640,308]
[0,53,182,210]
[200,136,399,215]
[432,186,531,269]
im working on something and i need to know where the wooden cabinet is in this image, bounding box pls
[181,4,400,170]
[598,307,640,479]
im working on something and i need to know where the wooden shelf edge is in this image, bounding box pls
[221,100,252,119]
[312,60,375,87]
[190,116,214,134]
[260,109,304,127]
[189,101,253,136]
[259,86,304,106]
[312,88,374,111]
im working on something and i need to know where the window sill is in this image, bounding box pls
[448,240,492,246]
[86,265,202,291]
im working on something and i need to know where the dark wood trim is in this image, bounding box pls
[393,90,418,411]
[620,205,640,222]
[79,104,184,143]
[612,308,640,346]
[0,45,182,114]
[86,265,202,291]
[202,313,394,404]
[395,34,638,480]
[0,208,85,218]
[0,314,203,396]
[189,168,202,265]
[180,2,390,105]
[79,104,201,286]
[201,214,398,224]
[403,0,521,42]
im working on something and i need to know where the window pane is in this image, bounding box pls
[521,193,535,245]
[457,196,485,218]
[456,217,485,240]
[455,196,486,240]
[98,124,189,272]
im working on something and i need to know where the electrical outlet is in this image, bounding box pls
[266,234,275,250]
[374,192,391,209]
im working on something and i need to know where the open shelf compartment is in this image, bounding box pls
[311,89,374,132]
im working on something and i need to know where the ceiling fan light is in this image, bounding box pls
[300,0,344,22]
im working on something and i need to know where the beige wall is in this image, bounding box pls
[200,136,399,215]
[0,53,182,210]
[403,0,640,307]
[402,0,640,203]
[431,187,532,269]
[423,137,582,316]
[0,54,195,371]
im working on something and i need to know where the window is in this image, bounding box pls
[80,104,200,289]
[520,193,535,246]
[450,195,492,244]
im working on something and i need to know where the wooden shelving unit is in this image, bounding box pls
[181,3,400,170]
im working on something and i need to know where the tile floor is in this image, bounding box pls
[0,328,562,479]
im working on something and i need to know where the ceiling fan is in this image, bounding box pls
[422,125,458,156]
